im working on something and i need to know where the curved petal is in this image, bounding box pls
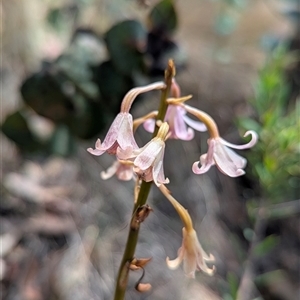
[182,114,207,132]
[192,139,216,174]
[87,139,106,156]
[220,130,258,149]
[213,142,246,177]
[195,240,215,275]
[101,113,124,149]
[152,149,169,186]
[117,113,138,150]
[100,161,119,179]
[196,260,216,276]
[134,140,163,171]
[174,109,195,140]
[166,247,184,270]
[192,157,213,174]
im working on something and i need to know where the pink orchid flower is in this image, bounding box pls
[118,123,170,186]
[101,159,134,181]
[143,105,206,140]
[87,82,165,157]
[167,227,215,278]
[159,184,215,278]
[193,131,258,177]
[87,112,138,156]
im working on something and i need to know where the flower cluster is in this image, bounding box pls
[87,77,258,279]
[88,80,257,182]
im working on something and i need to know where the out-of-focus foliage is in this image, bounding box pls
[238,47,300,202]
[1,0,185,156]
[1,111,42,153]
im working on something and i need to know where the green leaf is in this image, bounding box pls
[46,5,79,33]
[94,60,133,113]
[148,0,178,35]
[1,110,42,152]
[105,20,147,76]
[67,95,106,139]
[21,67,75,123]
[227,272,239,299]
[237,118,261,133]
[48,124,77,156]
[253,235,280,257]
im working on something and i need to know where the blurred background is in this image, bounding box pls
[1,0,299,299]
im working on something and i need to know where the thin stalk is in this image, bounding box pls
[113,60,175,300]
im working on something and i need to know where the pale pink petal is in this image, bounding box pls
[101,113,124,148]
[117,113,138,150]
[166,228,215,278]
[117,165,134,181]
[134,140,163,171]
[100,160,134,181]
[166,247,184,270]
[152,149,169,186]
[116,146,135,160]
[174,108,195,140]
[87,139,106,156]
[192,139,216,174]
[192,158,212,174]
[183,252,197,278]
[182,114,207,132]
[213,142,246,177]
[195,240,215,275]
[101,161,119,180]
[143,119,155,133]
[220,130,258,149]
[87,112,138,156]
[106,141,119,155]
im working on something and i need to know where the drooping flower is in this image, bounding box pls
[87,112,138,156]
[143,105,206,140]
[101,159,134,181]
[87,82,166,157]
[118,122,170,186]
[192,131,258,177]
[182,104,258,177]
[166,227,215,278]
[158,184,215,278]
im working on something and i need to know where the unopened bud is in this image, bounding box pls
[136,283,152,292]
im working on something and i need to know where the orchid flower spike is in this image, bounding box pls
[118,122,170,186]
[87,82,165,156]
[159,185,215,278]
[184,104,258,177]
